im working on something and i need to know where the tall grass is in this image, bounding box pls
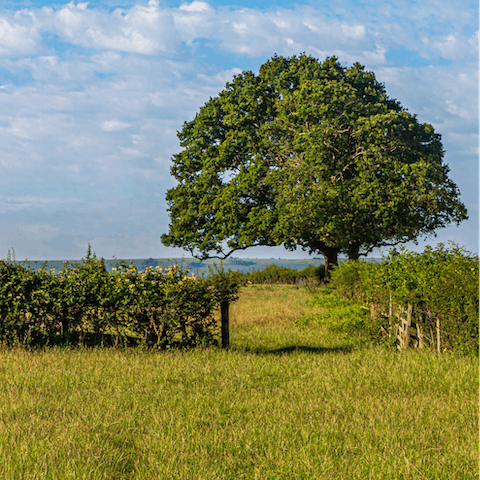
[0,285,477,479]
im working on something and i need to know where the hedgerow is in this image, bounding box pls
[0,247,240,349]
[239,263,325,284]
[329,243,479,354]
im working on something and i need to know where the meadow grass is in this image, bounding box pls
[0,285,477,479]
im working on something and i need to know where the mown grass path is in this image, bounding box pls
[0,285,477,479]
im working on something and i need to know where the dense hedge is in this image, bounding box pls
[330,243,479,354]
[0,248,240,349]
[239,264,325,284]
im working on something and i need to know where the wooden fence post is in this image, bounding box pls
[436,318,441,353]
[406,303,412,348]
[396,303,413,350]
[221,300,230,349]
[417,315,425,349]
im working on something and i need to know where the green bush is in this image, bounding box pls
[295,290,373,346]
[0,248,240,349]
[329,243,479,354]
[240,264,325,284]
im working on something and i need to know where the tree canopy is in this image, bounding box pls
[161,54,467,273]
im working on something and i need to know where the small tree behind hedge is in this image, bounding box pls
[239,264,325,284]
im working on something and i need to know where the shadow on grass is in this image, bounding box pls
[236,344,355,355]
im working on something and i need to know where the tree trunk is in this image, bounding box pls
[348,244,360,261]
[322,245,339,278]
[309,241,340,278]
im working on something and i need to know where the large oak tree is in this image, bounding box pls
[161,54,467,274]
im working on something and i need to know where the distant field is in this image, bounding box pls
[14,256,384,275]
[0,285,477,479]
[20,257,328,274]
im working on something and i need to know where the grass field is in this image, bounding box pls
[0,285,477,479]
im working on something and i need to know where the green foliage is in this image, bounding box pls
[238,263,325,284]
[205,262,242,304]
[296,290,371,341]
[330,243,479,354]
[0,247,240,349]
[162,54,467,271]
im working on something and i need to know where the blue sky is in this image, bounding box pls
[0,0,477,260]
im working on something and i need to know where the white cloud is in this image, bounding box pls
[120,147,143,157]
[0,196,58,210]
[421,33,474,61]
[341,23,366,40]
[179,1,212,13]
[30,223,59,234]
[361,45,387,65]
[7,117,49,140]
[173,2,215,45]
[272,18,290,30]
[101,120,131,131]
[48,2,92,41]
[0,2,403,65]
[0,2,375,61]
[0,10,39,56]
[33,0,178,56]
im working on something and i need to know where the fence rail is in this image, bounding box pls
[378,298,443,352]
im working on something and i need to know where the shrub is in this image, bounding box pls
[240,264,325,284]
[0,248,240,349]
[295,290,372,342]
[329,243,478,354]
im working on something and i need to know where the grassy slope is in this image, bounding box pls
[0,285,477,479]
